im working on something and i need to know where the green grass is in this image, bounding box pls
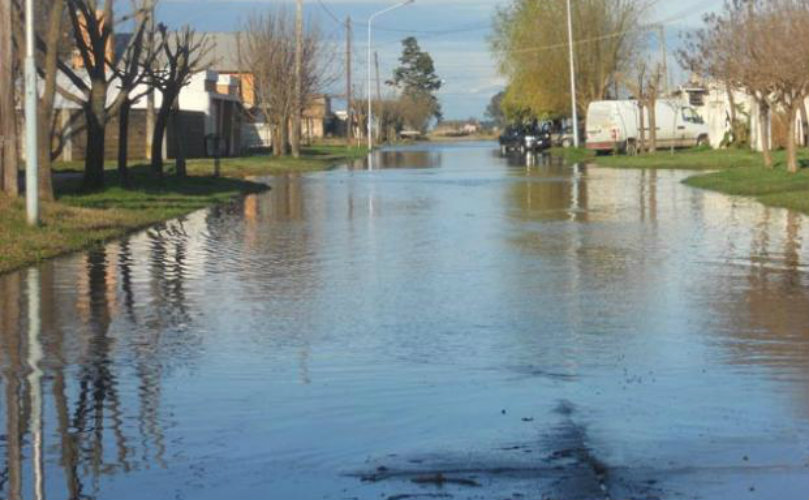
[54,145,369,177]
[2,146,368,275]
[684,165,809,214]
[552,145,809,171]
[549,147,597,164]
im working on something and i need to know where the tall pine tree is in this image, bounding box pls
[388,37,442,127]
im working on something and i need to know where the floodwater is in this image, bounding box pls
[1,143,809,500]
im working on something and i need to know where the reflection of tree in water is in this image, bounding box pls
[506,163,589,224]
[0,224,202,497]
[355,150,442,170]
[0,272,23,500]
[711,209,809,412]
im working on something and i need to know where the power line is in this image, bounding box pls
[503,0,721,56]
[316,0,342,26]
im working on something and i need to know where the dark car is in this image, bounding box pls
[499,121,552,154]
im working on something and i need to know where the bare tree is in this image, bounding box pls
[146,25,210,177]
[240,8,334,157]
[57,0,150,190]
[679,0,809,169]
[112,16,155,187]
[761,0,809,173]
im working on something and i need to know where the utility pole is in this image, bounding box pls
[565,0,580,148]
[24,0,38,224]
[292,0,303,158]
[658,24,669,94]
[145,0,155,160]
[346,16,353,147]
[374,51,382,142]
[367,1,414,151]
[0,0,18,196]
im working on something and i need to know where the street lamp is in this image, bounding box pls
[565,0,580,148]
[367,0,414,152]
[24,0,38,225]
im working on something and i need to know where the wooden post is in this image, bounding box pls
[291,0,303,158]
[0,0,18,196]
[346,16,352,147]
[374,51,381,142]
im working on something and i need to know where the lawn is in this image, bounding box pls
[1,146,368,275]
[684,165,809,214]
[551,146,809,170]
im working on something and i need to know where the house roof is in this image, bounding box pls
[205,32,245,73]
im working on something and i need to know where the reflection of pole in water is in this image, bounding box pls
[569,163,581,221]
[26,268,44,500]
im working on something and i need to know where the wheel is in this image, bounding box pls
[696,135,710,148]
[562,138,573,149]
[625,140,638,156]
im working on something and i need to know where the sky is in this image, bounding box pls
[157,0,727,119]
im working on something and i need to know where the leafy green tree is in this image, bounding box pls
[485,91,506,126]
[388,37,442,125]
[491,0,648,119]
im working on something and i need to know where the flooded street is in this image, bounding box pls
[1,142,809,499]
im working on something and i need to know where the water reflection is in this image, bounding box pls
[358,148,442,170]
[507,161,589,223]
[0,144,808,499]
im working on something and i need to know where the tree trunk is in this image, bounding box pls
[648,97,657,155]
[172,108,186,178]
[727,83,737,146]
[637,102,646,154]
[117,99,131,188]
[151,94,175,177]
[83,84,108,190]
[759,100,773,169]
[1,104,18,197]
[36,109,54,201]
[278,113,290,156]
[787,103,799,174]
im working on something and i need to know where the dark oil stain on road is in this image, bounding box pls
[1,142,809,499]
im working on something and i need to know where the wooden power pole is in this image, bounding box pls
[0,0,18,196]
[291,0,303,158]
[374,51,382,141]
[346,16,352,147]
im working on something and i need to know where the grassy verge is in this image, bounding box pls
[553,146,809,170]
[2,146,367,275]
[549,145,809,216]
[684,166,809,214]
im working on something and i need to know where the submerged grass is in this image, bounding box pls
[550,144,809,216]
[684,165,809,215]
[2,146,367,275]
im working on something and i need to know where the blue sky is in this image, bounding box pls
[158,0,725,119]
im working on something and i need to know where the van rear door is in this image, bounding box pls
[586,102,616,150]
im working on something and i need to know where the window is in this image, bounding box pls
[682,108,704,124]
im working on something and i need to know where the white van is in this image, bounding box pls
[585,99,710,154]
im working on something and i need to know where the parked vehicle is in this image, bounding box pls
[585,99,710,154]
[499,121,552,154]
